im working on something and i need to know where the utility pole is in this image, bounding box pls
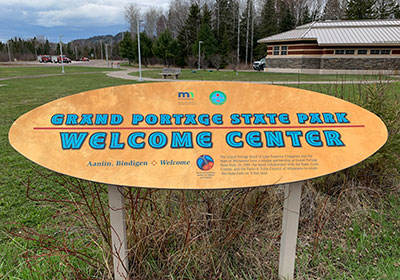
[59,34,65,74]
[137,18,142,81]
[105,43,109,68]
[75,46,78,61]
[198,41,203,70]
[7,42,11,62]
[100,40,103,60]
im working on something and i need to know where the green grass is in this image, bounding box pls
[0,66,121,78]
[298,195,400,279]
[0,68,399,278]
[0,73,135,278]
[129,68,396,82]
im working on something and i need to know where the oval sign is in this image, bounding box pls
[9,82,387,189]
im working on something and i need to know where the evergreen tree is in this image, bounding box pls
[133,32,153,66]
[278,0,296,33]
[176,3,201,66]
[119,32,136,65]
[214,0,237,48]
[202,3,211,26]
[346,0,376,19]
[43,40,51,54]
[259,0,278,38]
[152,29,178,66]
[193,7,218,67]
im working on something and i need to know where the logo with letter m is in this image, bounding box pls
[178,92,194,98]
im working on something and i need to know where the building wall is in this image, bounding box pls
[265,42,400,73]
[321,57,400,70]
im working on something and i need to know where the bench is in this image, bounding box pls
[159,68,181,79]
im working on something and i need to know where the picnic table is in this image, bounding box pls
[159,68,181,79]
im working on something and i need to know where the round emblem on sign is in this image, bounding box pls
[209,91,226,105]
[197,155,214,171]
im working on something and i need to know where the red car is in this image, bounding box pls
[57,56,72,63]
[80,57,89,61]
[38,55,52,63]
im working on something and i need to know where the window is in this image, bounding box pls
[335,50,345,55]
[281,46,288,55]
[357,50,367,55]
[273,46,280,55]
[370,50,380,54]
[380,50,390,55]
[345,50,355,55]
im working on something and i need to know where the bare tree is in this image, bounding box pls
[167,0,191,37]
[323,0,345,20]
[144,8,162,37]
[156,13,168,36]
[124,3,141,37]
[245,0,250,65]
[237,0,242,65]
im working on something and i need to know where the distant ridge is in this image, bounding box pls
[70,32,125,45]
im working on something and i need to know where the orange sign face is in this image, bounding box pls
[9,82,387,189]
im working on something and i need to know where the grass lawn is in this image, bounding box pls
[0,68,399,278]
[0,73,135,278]
[129,68,397,82]
[0,66,120,78]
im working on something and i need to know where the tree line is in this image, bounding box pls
[120,0,400,69]
[1,0,399,65]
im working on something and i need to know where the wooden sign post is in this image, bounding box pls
[9,82,387,279]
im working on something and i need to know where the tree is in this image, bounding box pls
[152,29,178,66]
[124,3,141,37]
[323,0,345,20]
[278,0,296,32]
[259,0,278,38]
[133,32,153,66]
[119,32,135,65]
[176,3,201,66]
[374,0,397,19]
[300,5,313,25]
[167,0,190,38]
[156,14,168,36]
[346,0,375,20]
[193,17,218,67]
[144,8,161,37]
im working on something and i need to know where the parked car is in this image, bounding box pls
[253,58,266,71]
[38,55,52,63]
[57,56,72,63]
[51,56,58,63]
[80,57,89,61]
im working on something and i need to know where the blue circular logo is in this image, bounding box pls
[209,91,226,105]
[197,155,214,171]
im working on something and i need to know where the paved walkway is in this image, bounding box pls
[0,66,396,85]
[0,71,111,81]
[106,69,396,85]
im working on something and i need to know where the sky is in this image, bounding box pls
[0,0,170,43]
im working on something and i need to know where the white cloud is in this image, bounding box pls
[36,4,123,27]
[1,0,171,27]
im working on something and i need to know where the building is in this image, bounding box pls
[257,20,400,74]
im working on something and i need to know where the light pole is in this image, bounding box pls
[59,34,65,74]
[137,18,143,82]
[198,41,203,70]
[6,41,11,62]
[105,43,109,68]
